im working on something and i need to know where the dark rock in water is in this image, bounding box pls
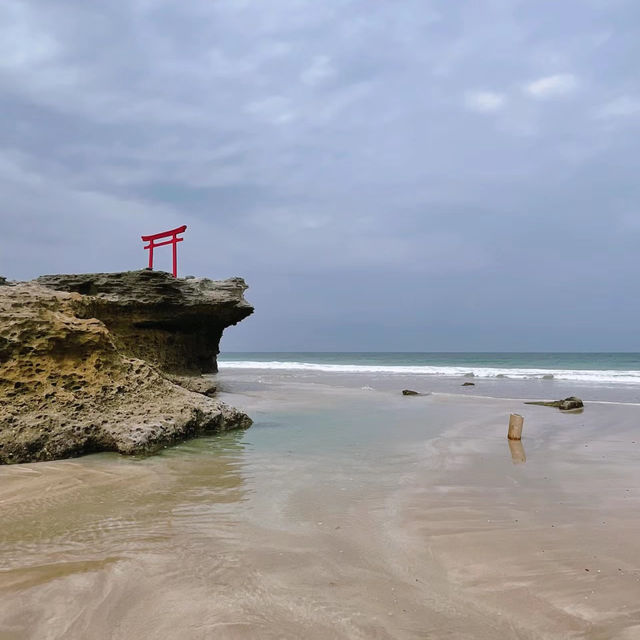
[0,276,7,286]
[36,270,252,374]
[524,396,584,411]
[402,389,421,396]
[0,271,253,464]
[462,382,475,386]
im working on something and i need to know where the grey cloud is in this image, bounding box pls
[1,0,640,350]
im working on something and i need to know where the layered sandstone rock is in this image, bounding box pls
[36,270,252,373]
[0,272,253,464]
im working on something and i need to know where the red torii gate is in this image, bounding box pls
[141,225,187,278]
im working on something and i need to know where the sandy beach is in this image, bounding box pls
[1,369,639,639]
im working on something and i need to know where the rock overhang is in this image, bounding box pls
[36,270,253,374]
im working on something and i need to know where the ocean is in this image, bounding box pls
[219,352,640,384]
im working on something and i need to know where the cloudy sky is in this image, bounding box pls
[1,0,639,351]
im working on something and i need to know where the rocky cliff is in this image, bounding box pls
[0,271,253,464]
[36,270,252,373]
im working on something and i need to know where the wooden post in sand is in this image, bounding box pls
[508,413,524,440]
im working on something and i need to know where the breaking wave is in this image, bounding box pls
[218,360,640,384]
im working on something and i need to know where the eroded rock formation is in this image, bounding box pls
[36,270,252,373]
[0,271,253,464]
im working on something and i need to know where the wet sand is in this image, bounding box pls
[1,372,639,639]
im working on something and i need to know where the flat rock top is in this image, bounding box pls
[36,270,253,310]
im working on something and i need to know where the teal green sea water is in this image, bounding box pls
[219,352,640,384]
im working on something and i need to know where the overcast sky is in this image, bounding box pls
[1,0,639,351]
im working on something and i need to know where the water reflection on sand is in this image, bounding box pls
[2,372,640,639]
[508,439,526,464]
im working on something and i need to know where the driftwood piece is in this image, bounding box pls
[525,396,583,411]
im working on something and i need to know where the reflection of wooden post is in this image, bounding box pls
[508,439,526,464]
[508,413,524,440]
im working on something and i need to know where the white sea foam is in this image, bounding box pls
[218,360,640,384]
